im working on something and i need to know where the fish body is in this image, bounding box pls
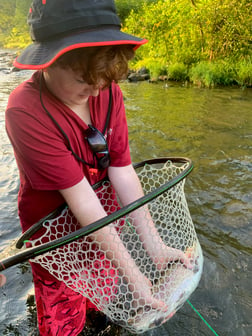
[127,244,203,333]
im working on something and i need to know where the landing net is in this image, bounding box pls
[27,158,203,333]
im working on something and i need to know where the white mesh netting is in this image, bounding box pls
[29,159,203,333]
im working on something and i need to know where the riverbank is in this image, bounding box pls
[128,60,252,88]
[0,50,18,73]
[1,48,251,88]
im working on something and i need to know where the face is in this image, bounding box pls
[43,66,101,109]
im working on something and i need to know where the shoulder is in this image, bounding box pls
[106,82,124,113]
[6,71,61,130]
[90,82,124,117]
[7,71,41,111]
[5,74,62,144]
[98,82,123,101]
[111,81,123,100]
[6,71,45,128]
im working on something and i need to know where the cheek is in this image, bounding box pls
[61,83,79,97]
[92,88,100,97]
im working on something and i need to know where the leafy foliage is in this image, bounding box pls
[236,60,252,87]
[123,0,251,85]
[168,63,189,82]
[0,0,251,86]
[0,0,30,49]
[189,61,237,87]
[115,0,158,21]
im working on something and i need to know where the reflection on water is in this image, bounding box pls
[0,51,251,336]
[120,81,252,336]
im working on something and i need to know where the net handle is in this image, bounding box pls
[15,178,108,249]
[16,157,190,248]
[0,157,193,271]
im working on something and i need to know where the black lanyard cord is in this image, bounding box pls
[39,73,112,167]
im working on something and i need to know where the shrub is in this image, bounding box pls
[130,56,167,79]
[236,60,252,87]
[168,63,189,81]
[190,61,237,87]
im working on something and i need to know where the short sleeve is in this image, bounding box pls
[6,108,84,190]
[107,84,131,167]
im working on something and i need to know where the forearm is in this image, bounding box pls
[59,177,143,282]
[108,165,164,252]
[95,225,147,285]
[108,165,188,269]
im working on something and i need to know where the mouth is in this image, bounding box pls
[78,94,89,99]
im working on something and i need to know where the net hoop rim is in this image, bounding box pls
[0,157,193,271]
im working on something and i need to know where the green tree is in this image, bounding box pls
[191,0,251,61]
[123,0,251,82]
[0,0,16,44]
[0,0,30,48]
[124,0,201,71]
[115,0,158,21]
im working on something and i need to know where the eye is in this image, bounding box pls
[77,80,85,84]
[76,78,87,84]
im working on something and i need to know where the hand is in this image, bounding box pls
[129,273,168,312]
[126,272,170,329]
[0,274,6,287]
[150,245,194,271]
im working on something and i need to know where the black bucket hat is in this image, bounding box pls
[14,0,147,70]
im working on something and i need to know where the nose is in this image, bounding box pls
[84,84,99,97]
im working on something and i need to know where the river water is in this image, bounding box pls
[0,50,251,336]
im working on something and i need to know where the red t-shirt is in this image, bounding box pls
[5,71,131,232]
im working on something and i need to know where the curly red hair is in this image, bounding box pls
[51,45,135,88]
